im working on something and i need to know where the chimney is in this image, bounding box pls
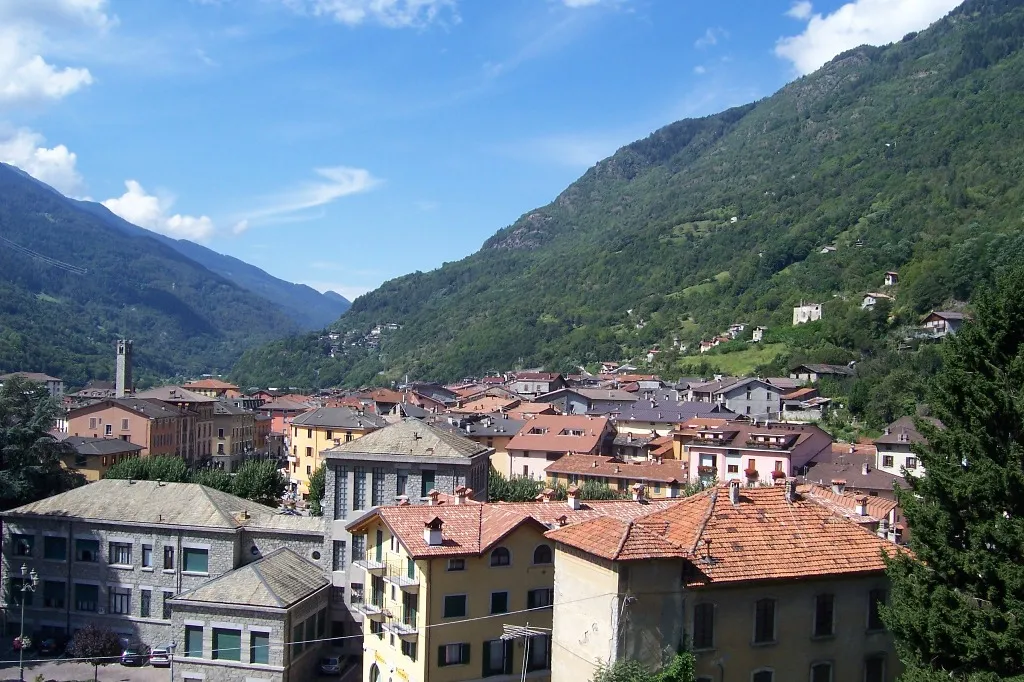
[424,517,444,546]
[831,479,846,495]
[626,433,633,443]
[396,495,410,506]
[632,483,646,503]
[784,478,797,503]
[536,488,555,503]
[566,485,581,511]
[454,486,468,505]
[427,489,440,506]
[728,479,741,505]
[556,514,568,527]
[877,517,890,540]
[862,462,870,475]
[855,496,868,516]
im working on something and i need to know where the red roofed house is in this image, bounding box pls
[182,377,241,399]
[544,454,690,498]
[546,481,903,681]
[683,421,832,485]
[504,414,613,479]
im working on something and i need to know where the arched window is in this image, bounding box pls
[490,547,511,567]
[533,544,553,565]
[369,663,380,682]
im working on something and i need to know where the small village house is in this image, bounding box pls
[503,414,613,479]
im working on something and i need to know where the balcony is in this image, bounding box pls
[382,559,419,592]
[354,550,386,573]
[353,593,386,621]
[384,615,418,640]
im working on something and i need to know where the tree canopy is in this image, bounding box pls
[307,464,326,516]
[591,653,695,682]
[884,267,1024,681]
[105,456,285,507]
[67,623,122,682]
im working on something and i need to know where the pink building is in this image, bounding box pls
[682,421,832,484]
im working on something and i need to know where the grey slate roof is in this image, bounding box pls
[64,436,144,456]
[790,364,856,377]
[591,401,735,422]
[427,413,526,437]
[324,417,489,459]
[71,398,184,420]
[803,453,910,492]
[172,548,328,609]
[292,407,387,430]
[134,386,216,403]
[3,479,323,534]
[213,401,253,416]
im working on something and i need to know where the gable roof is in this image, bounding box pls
[3,479,323,534]
[291,407,387,430]
[546,485,901,584]
[0,372,61,383]
[505,415,610,454]
[134,386,216,404]
[64,436,144,456]
[790,364,856,377]
[69,398,184,420]
[591,400,734,423]
[925,311,967,321]
[324,418,489,460]
[544,454,689,484]
[874,415,941,445]
[259,398,312,412]
[172,548,327,608]
[213,402,253,416]
[183,378,239,391]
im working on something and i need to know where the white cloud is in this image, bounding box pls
[786,1,814,20]
[0,0,114,30]
[0,127,83,195]
[288,0,457,28]
[562,0,602,6]
[693,64,707,75]
[236,166,382,229]
[102,180,216,242]
[695,27,727,49]
[776,0,964,75]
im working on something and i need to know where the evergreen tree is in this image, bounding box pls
[884,268,1024,681]
[0,376,84,509]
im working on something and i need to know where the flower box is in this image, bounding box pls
[770,470,786,480]
[744,468,759,478]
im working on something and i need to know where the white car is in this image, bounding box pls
[150,648,171,668]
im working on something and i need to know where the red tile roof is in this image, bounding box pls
[545,484,901,585]
[544,454,688,484]
[798,483,897,523]
[346,498,675,558]
[506,415,610,454]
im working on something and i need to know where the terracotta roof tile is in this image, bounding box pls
[506,415,610,453]
[544,454,688,484]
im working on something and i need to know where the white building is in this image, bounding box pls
[792,303,823,325]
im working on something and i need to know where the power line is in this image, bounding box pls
[0,235,88,275]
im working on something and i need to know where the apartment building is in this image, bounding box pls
[60,436,144,481]
[874,416,940,477]
[320,418,492,657]
[344,491,674,682]
[544,454,689,498]
[67,398,185,458]
[289,407,388,497]
[182,378,242,399]
[426,413,527,482]
[212,401,256,472]
[503,415,613,479]
[0,371,64,398]
[546,481,903,682]
[134,386,217,464]
[1,478,327,677]
[682,421,832,484]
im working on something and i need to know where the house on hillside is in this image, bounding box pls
[793,303,823,325]
[861,292,894,310]
[751,326,767,343]
[874,415,941,477]
[0,372,64,398]
[507,373,566,399]
[790,363,856,384]
[922,311,968,337]
[884,271,899,287]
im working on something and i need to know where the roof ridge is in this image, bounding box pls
[251,553,287,608]
[614,519,634,559]
[689,489,719,555]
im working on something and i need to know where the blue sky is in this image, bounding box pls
[0,0,963,301]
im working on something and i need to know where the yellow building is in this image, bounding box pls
[60,436,143,481]
[546,480,904,682]
[346,489,674,682]
[212,401,256,472]
[290,407,387,496]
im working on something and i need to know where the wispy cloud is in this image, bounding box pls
[776,0,963,75]
[694,26,727,49]
[195,48,219,67]
[281,0,458,28]
[693,64,707,75]
[235,166,382,230]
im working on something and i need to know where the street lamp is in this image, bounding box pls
[16,563,39,682]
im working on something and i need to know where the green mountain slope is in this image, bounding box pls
[232,0,1024,388]
[73,201,350,329]
[0,164,301,386]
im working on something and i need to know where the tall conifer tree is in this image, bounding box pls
[884,268,1024,681]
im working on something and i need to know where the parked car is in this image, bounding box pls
[149,648,171,668]
[120,648,147,666]
[319,656,342,675]
[37,637,64,655]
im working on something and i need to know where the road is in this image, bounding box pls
[0,658,167,681]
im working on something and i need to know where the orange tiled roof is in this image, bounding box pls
[183,378,239,390]
[798,483,897,521]
[544,454,688,484]
[506,415,609,454]
[505,402,558,418]
[346,498,675,558]
[782,387,818,400]
[451,396,520,414]
[545,485,901,584]
[362,388,405,404]
[829,441,878,457]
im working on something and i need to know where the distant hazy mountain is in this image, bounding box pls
[73,201,350,329]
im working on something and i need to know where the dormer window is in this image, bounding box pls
[490,547,511,567]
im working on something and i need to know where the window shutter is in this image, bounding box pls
[437,645,445,667]
[504,640,513,674]
[462,643,470,664]
[482,640,491,676]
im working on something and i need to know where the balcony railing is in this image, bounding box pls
[384,613,418,639]
[356,551,418,590]
[354,550,386,573]
[353,590,386,620]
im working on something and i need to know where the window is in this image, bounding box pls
[350,583,364,605]
[182,547,209,573]
[526,634,550,672]
[325,430,333,440]
[104,424,112,436]
[305,446,312,458]
[353,466,366,509]
[306,465,311,475]
[185,625,203,658]
[74,583,98,612]
[163,545,175,570]
[140,589,151,618]
[774,460,783,472]
[250,632,270,665]
[882,455,894,468]
[693,603,715,649]
[141,544,152,568]
[490,547,511,567]
[482,639,513,677]
[906,456,918,469]
[752,671,773,682]
[438,643,470,666]
[421,470,435,497]
[218,428,225,438]
[43,536,66,560]
[13,533,34,556]
[533,545,553,564]
[352,535,366,564]
[491,591,509,614]
[332,541,346,571]
[811,662,833,682]
[868,589,887,631]
[307,428,313,438]
[444,594,467,618]
[396,469,408,497]
[334,466,348,520]
[372,467,386,506]
[42,580,65,608]
[75,538,99,562]
[447,558,465,571]
[527,588,553,609]
[754,598,776,643]
[345,431,353,442]
[864,654,886,682]
[401,639,417,661]
[162,591,173,619]
[109,586,131,614]
[727,464,739,473]
[89,417,96,429]
[109,542,132,566]
[369,620,383,639]
[213,628,242,661]
[814,594,835,637]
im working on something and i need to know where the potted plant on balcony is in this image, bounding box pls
[744,467,759,479]
[697,465,716,477]
[771,470,786,480]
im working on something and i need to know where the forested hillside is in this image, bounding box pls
[232,0,1024,388]
[0,165,300,386]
